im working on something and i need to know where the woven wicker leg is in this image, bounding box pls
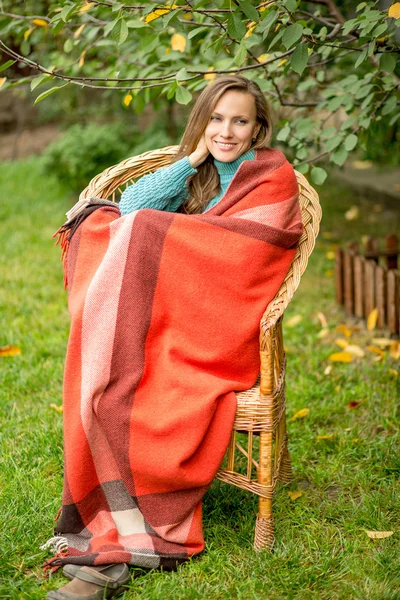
[254,499,274,551]
[278,439,293,484]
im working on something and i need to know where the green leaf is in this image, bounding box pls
[187,26,209,39]
[285,0,297,12]
[34,84,68,105]
[325,135,342,152]
[234,41,248,67]
[227,13,246,39]
[332,148,348,166]
[239,2,260,22]
[311,166,327,185]
[175,68,190,81]
[112,18,129,44]
[372,22,388,38]
[175,85,192,105]
[126,19,149,29]
[296,163,309,174]
[268,29,283,51]
[381,95,397,116]
[0,60,16,73]
[276,126,291,142]
[64,38,74,53]
[379,53,396,73]
[30,74,52,91]
[282,23,303,49]
[356,3,367,12]
[355,84,373,99]
[259,9,278,39]
[344,134,358,151]
[60,3,76,23]
[354,47,368,69]
[290,43,308,75]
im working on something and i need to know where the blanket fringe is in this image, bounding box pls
[40,536,68,554]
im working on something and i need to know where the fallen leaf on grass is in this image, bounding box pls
[389,369,398,378]
[317,328,329,339]
[346,399,364,410]
[346,344,365,358]
[50,404,63,413]
[352,438,359,442]
[288,490,303,501]
[329,352,353,362]
[289,408,310,421]
[335,324,351,337]
[345,206,359,221]
[367,345,385,360]
[317,312,328,328]
[351,160,373,170]
[335,338,349,349]
[324,365,332,375]
[0,345,21,357]
[372,338,395,348]
[325,269,334,277]
[389,342,400,359]
[286,314,302,327]
[365,530,394,540]
[367,308,379,331]
[316,434,335,440]
[326,251,335,260]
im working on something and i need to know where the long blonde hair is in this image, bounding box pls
[173,75,273,214]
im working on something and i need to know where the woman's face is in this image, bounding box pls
[204,90,260,162]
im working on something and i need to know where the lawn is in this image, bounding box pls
[0,157,399,600]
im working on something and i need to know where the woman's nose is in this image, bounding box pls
[220,121,233,137]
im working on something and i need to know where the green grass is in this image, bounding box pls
[0,158,399,600]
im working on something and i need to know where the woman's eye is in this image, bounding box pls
[211,116,220,121]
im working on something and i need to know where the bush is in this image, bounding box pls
[42,122,134,192]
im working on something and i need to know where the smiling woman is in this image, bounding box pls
[118,75,273,216]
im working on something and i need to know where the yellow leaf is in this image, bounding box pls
[31,18,48,27]
[145,9,170,23]
[317,328,329,339]
[317,312,328,328]
[171,33,186,52]
[183,12,192,20]
[275,23,281,31]
[288,490,303,500]
[372,338,395,348]
[326,251,335,260]
[278,59,287,67]
[324,365,332,375]
[0,77,7,89]
[316,434,334,440]
[204,67,216,82]
[245,26,256,38]
[79,51,86,68]
[289,408,310,421]
[257,54,269,63]
[165,47,171,54]
[50,403,63,413]
[367,308,379,331]
[325,269,334,277]
[346,344,365,358]
[367,345,385,357]
[335,338,349,349]
[352,438,359,443]
[0,345,21,357]
[286,314,302,327]
[335,324,351,338]
[345,206,359,221]
[388,3,400,19]
[329,352,353,362]
[79,2,96,14]
[389,369,398,378]
[389,341,400,359]
[123,93,132,107]
[365,530,394,539]
[74,23,86,39]
[24,27,34,40]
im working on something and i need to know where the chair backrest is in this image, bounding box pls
[80,145,322,331]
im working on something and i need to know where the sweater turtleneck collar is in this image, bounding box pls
[213,148,255,181]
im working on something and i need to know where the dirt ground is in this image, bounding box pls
[0,124,61,162]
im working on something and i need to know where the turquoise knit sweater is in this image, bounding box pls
[119,149,255,216]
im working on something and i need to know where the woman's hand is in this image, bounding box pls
[188,135,209,168]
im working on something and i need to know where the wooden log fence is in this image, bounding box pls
[335,234,399,335]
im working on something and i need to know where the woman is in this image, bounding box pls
[45,75,302,600]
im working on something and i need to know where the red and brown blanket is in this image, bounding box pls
[43,147,302,570]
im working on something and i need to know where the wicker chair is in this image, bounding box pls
[80,145,322,551]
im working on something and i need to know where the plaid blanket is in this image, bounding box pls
[43,148,302,570]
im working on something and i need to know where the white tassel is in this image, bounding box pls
[40,536,68,553]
